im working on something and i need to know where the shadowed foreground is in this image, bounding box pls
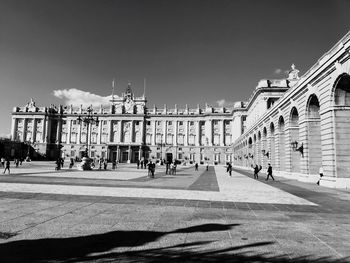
[1,223,349,263]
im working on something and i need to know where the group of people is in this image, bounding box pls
[165,161,177,175]
[252,163,274,181]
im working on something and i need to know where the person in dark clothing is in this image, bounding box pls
[228,164,232,176]
[3,159,10,174]
[266,163,275,181]
[165,162,170,174]
[253,164,262,179]
[195,162,199,171]
[137,160,140,169]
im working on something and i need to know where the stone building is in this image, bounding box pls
[10,83,234,164]
[232,31,350,188]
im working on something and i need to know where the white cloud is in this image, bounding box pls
[216,99,235,108]
[53,88,112,106]
[274,68,282,74]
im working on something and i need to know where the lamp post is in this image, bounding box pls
[77,106,99,159]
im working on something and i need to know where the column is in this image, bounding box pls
[184,121,188,146]
[153,121,157,145]
[196,121,201,146]
[97,119,102,144]
[163,121,167,145]
[22,119,27,141]
[139,145,142,160]
[77,122,82,144]
[11,118,17,141]
[32,118,37,142]
[67,120,72,144]
[130,121,134,143]
[118,120,123,143]
[43,117,50,143]
[220,120,225,146]
[127,145,131,163]
[174,121,178,146]
[116,145,120,163]
[140,120,145,144]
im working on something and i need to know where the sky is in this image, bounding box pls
[0,0,349,137]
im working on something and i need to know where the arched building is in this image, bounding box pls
[232,31,350,188]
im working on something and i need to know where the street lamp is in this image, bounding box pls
[77,106,99,158]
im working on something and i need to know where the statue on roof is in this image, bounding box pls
[288,64,300,80]
[26,98,36,108]
[126,82,132,94]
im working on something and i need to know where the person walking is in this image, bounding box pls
[317,166,324,185]
[0,157,5,168]
[165,161,170,175]
[228,163,232,176]
[195,162,199,171]
[3,159,10,174]
[137,160,140,169]
[266,163,275,181]
[206,162,209,171]
[253,164,261,179]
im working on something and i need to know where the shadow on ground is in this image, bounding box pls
[0,223,348,263]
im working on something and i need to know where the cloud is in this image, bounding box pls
[216,99,235,108]
[274,68,282,74]
[53,89,112,106]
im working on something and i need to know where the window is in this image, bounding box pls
[135,121,139,125]
[168,121,172,125]
[147,121,151,125]
[190,121,194,125]
[63,120,67,125]
[103,120,107,125]
[178,153,183,159]
[178,147,182,151]
[37,119,42,124]
[73,120,77,125]
[179,121,183,125]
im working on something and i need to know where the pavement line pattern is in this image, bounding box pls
[0,167,316,205]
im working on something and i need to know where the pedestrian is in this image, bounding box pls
[19,157,23,165]
[137,159,140,169]
[253,164,261,179]
[99,158,103,170]
[55,158,61,170]
[206,162,209,171]
[69,158,74,169]
[103,159,108,170]
[165,161,170,174]
[140,159,144,169]
[195,162,199,171]
[60,158,64,168]
[3,159,10,174]
[228,163,232,176]
[151,162,155,178]
[0,157,5,168]
[15,158,19,168]
[144,159,148,169]
[317,166,324,185]
[266,163,275,181]
[148,161,153,177]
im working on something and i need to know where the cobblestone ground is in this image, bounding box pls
[0,162,350,262]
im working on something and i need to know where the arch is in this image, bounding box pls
[289,107,300,173]
[257,131,261,140]
[278,116,286,171]
[253,134,257,142]
[333,73,350,106]
[290,107,299,126]
[332,73,350,177]
[269,122,275,168]
[306,94,321,175]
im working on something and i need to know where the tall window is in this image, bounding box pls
[146,134,152,145]
[189,134,195,145]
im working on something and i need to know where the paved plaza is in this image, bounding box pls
[0,162,350,262]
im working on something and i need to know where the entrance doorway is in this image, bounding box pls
[166,153,173,163]
[121,151,128,163]
[133,151,139,163]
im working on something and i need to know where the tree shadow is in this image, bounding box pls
[0,223,348,263]
[0,223,237,262]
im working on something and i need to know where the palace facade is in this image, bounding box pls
[9,31,350,188]
[10,84,235,165]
